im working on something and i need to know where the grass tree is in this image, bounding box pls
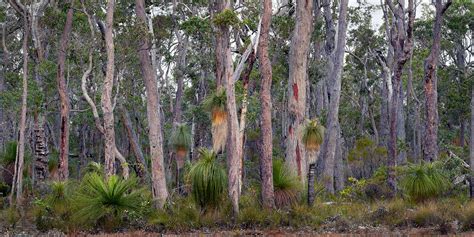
[187,148,226,211]
[303,118,325,205]
[273,159,300,208]
[170,123,192,193]
[203,89,227,152]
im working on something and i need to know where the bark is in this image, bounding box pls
[258,0,275,210]
[423,0,452,162]
[320,0,349,194]
[56,3,74,181]
[119,106,148,180]
[386,0,414,194]
[470,87,474,198]
[0,23,7,151]
[397,85,406,165]
[135,0,169,208]
[10,11,28,204]
[102,0,117,177]
[286,0,313,181]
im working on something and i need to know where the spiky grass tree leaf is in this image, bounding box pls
[273,159,300,208]
[302,118,325,152]
[401,162,449,202]
[84,161,104,176]
[72,173,147,229]
[188,148,226,210]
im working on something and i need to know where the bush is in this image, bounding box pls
[409,202,445,227]
[73,173,149,231]
[400,162,449,202]
[462,201,474,230]
[188,148,226,210]
[273,159,300,208]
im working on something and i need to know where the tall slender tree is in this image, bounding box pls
[319,0,349,194]
[286,0,313,180]
[386,0,415,194]
[57,1,74,181]
[423,0,452,162]
[102,0,116,177]
[135,0,169,208]
[258,0,275,209]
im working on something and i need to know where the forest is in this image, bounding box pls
[0,0,473,235]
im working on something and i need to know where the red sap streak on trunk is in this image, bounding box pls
[289,125,293,135]
[296,143,301,177]
[292,83,299,101]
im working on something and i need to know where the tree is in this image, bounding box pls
[423,0,452,162]
[386,0,415,194]
[258,0,275,209]
[285,0,313,181]
[10,8,28,205]
[135,0,169,208]
[57,1,74,181]
[319,0,349,194]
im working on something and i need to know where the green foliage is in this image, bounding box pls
[84,161,104,176]
[73,173,149,230]
[170,123,192,154]
[213,9,240,27]
[0,141,17,165]
[181,16,212,36]
[302,118,325,152]
[188,148,226,210]
[348,137,387,179]
[203,88,226,111]
[0,182,9,197]
[272,159,300,208]
[400,162,449,202]
[409,202,445,227]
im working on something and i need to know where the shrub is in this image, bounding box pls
[409,202,445,227]
[187,148,226,210]
[400,162,449,202]
[73,173,149,231]
[273,159,300,208]
[462,201,474,230]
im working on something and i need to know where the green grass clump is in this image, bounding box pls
[73,173,149,231]
[400,162,449,202]
[409,202,445,227]
[188,148,226,210]
[273,159,300,208]
[462,201,474,230]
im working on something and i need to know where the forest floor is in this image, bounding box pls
[3,227,474,236]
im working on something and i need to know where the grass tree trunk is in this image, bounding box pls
[10,12,28,205]
[320,0,349,194]
[423,0,452,162]
[57,3,74,181]
[286,0,313,181]
[258,0,275,210]
[102,0,116,177]
[135,0,169,208]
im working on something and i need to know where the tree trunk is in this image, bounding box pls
[423,0,452,162]
[135,0,169,208]
[470,87,474,198]
[258,0,275,210]
[320,0,349,194]
[57,3,74,181]
[119,106,148,180]
[286,0,313,181]
[386,0,414,195]
[397,85,406,164]
[102,0,117,177]
[10,12,29,205]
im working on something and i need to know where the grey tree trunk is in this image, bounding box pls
[397,85,406,165]
[286,0,313,181]
[470,87,474,198]
[135,0,169,208]
[320,0,349,194]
